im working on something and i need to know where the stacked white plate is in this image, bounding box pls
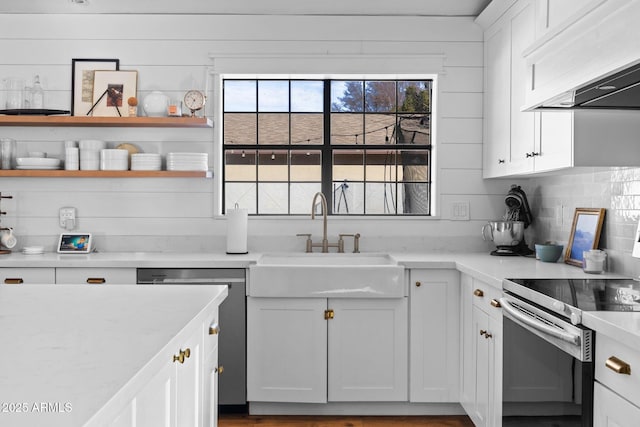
[100,149,129,171]
[131,153,162,171]
[22,246,45,255]
[16,157,62,170]
[166,152,208,171]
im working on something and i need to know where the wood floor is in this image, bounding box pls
[218,415,475,427]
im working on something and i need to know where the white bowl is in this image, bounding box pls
[100,149,129,159]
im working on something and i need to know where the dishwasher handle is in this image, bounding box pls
[499,297,581,346]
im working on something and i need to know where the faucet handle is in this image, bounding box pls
[296,233,313,253]
[339,233,360,253]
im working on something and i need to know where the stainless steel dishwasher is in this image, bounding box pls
[137,268,246,410]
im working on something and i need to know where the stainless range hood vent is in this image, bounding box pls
[535,62,640,110]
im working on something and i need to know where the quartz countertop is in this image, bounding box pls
[1,250,637,351]
[0,284,227,426]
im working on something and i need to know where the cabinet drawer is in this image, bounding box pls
[595,334,640,405]
[0,268,55,285]
[470,278,503,317]
[56,268,136,285]
[594,381,640,426]
[204,307,220,355]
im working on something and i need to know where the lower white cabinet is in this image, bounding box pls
[247,296,408,403]
[409,269,460,402]
[100,309,220,427]
[459,273,503,427]
[594,382,640,427]
[0,267,55,284]
[56,267,136,285]
[594,333,640,425]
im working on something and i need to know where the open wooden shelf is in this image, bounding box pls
[0,115,212,128]
[0,170,212,178]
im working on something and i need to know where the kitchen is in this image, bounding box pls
[0,0,640,426]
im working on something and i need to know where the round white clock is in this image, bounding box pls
[183,90,206,117]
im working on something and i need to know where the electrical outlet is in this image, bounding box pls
[59,207,76,228]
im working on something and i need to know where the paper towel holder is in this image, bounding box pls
[226,203,249,255]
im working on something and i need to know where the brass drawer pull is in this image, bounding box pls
[473,289,484,297]
[172,348,191,364]
[209,323,220,335]
[415,281,421,287]
[490,299,501,308]
[324,309,334,320]
[86,278,106,284]
[606,356,631,375]
[4,278,24,284]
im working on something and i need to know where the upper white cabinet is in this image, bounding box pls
[409,269,460,403]
[524,0,640,110]
[480,0,536,178]
[533,0,585,39]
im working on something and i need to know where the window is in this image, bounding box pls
[223,78,432,216]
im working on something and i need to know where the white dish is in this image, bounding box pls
[16,165,61,170]
[16,157,61,167]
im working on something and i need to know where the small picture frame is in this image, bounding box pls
[71,58,119,116]
[90,70,138,117]
[565,208,605,267]
[58,233,92,254]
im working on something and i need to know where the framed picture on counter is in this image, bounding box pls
[71,58,119,116]
[565,208,605,267]
[58,233,92,254]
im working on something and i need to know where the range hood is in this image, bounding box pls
[533,62,640,110]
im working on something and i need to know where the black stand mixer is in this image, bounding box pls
[495,185,534,256]
[481,185,535,256]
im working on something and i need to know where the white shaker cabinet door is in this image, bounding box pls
[594,382,640,427]
[247,297,327,403]
[135,360,176,427]
[328,297,408,402]
[409,269,460,402]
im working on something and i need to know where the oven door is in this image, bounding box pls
[501,293,594,426]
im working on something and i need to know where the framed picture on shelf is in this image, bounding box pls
[90,70,138,117]
[565,208,606,267]
[71,58,119,116]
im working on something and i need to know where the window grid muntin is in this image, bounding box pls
[223,78,431,216]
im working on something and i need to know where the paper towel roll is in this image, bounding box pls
[226,206,248,254]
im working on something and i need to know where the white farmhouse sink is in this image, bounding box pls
[248,253,405,298]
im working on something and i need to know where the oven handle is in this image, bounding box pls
[499,297,581,346]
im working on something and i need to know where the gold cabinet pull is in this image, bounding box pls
[606,356,631,375]
[473,289,484,297]
[209,323,220,335]
[490,299,501,308]
[324,309,334,320]
[4,278,23,284]
[215,365,224,374]
[86,278,106,284]
[415,281,422,287]
[172,348,191,364]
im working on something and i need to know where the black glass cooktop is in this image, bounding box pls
[506,278,640,312]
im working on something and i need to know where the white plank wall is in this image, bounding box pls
[0,11,518,253]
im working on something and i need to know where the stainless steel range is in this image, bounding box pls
[500,277,640,426]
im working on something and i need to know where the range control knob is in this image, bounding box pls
[552,300,566,313]
[570,312,581,325]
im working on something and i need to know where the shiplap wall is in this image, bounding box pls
[0,12,518,253]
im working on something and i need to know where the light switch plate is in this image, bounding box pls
[451,201,470,221]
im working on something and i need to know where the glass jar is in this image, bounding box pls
[583,249,606,274]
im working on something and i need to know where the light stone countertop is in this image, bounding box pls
[1,250,638,352]
[0,284,228,427]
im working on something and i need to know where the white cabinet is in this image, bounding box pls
[409,269,460,402]
[0,267,55,284]
[56,267,136,285]
[247,296,408,403]
[480,0,536,178]
[594,382,640,427]
[98,306,222,427]
[594,333,640,424]
[533,0,585,39]
[459,274,503,427]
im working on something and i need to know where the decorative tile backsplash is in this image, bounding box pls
[528,167,640,277]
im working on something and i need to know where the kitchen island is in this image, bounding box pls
[0,284,227,427]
